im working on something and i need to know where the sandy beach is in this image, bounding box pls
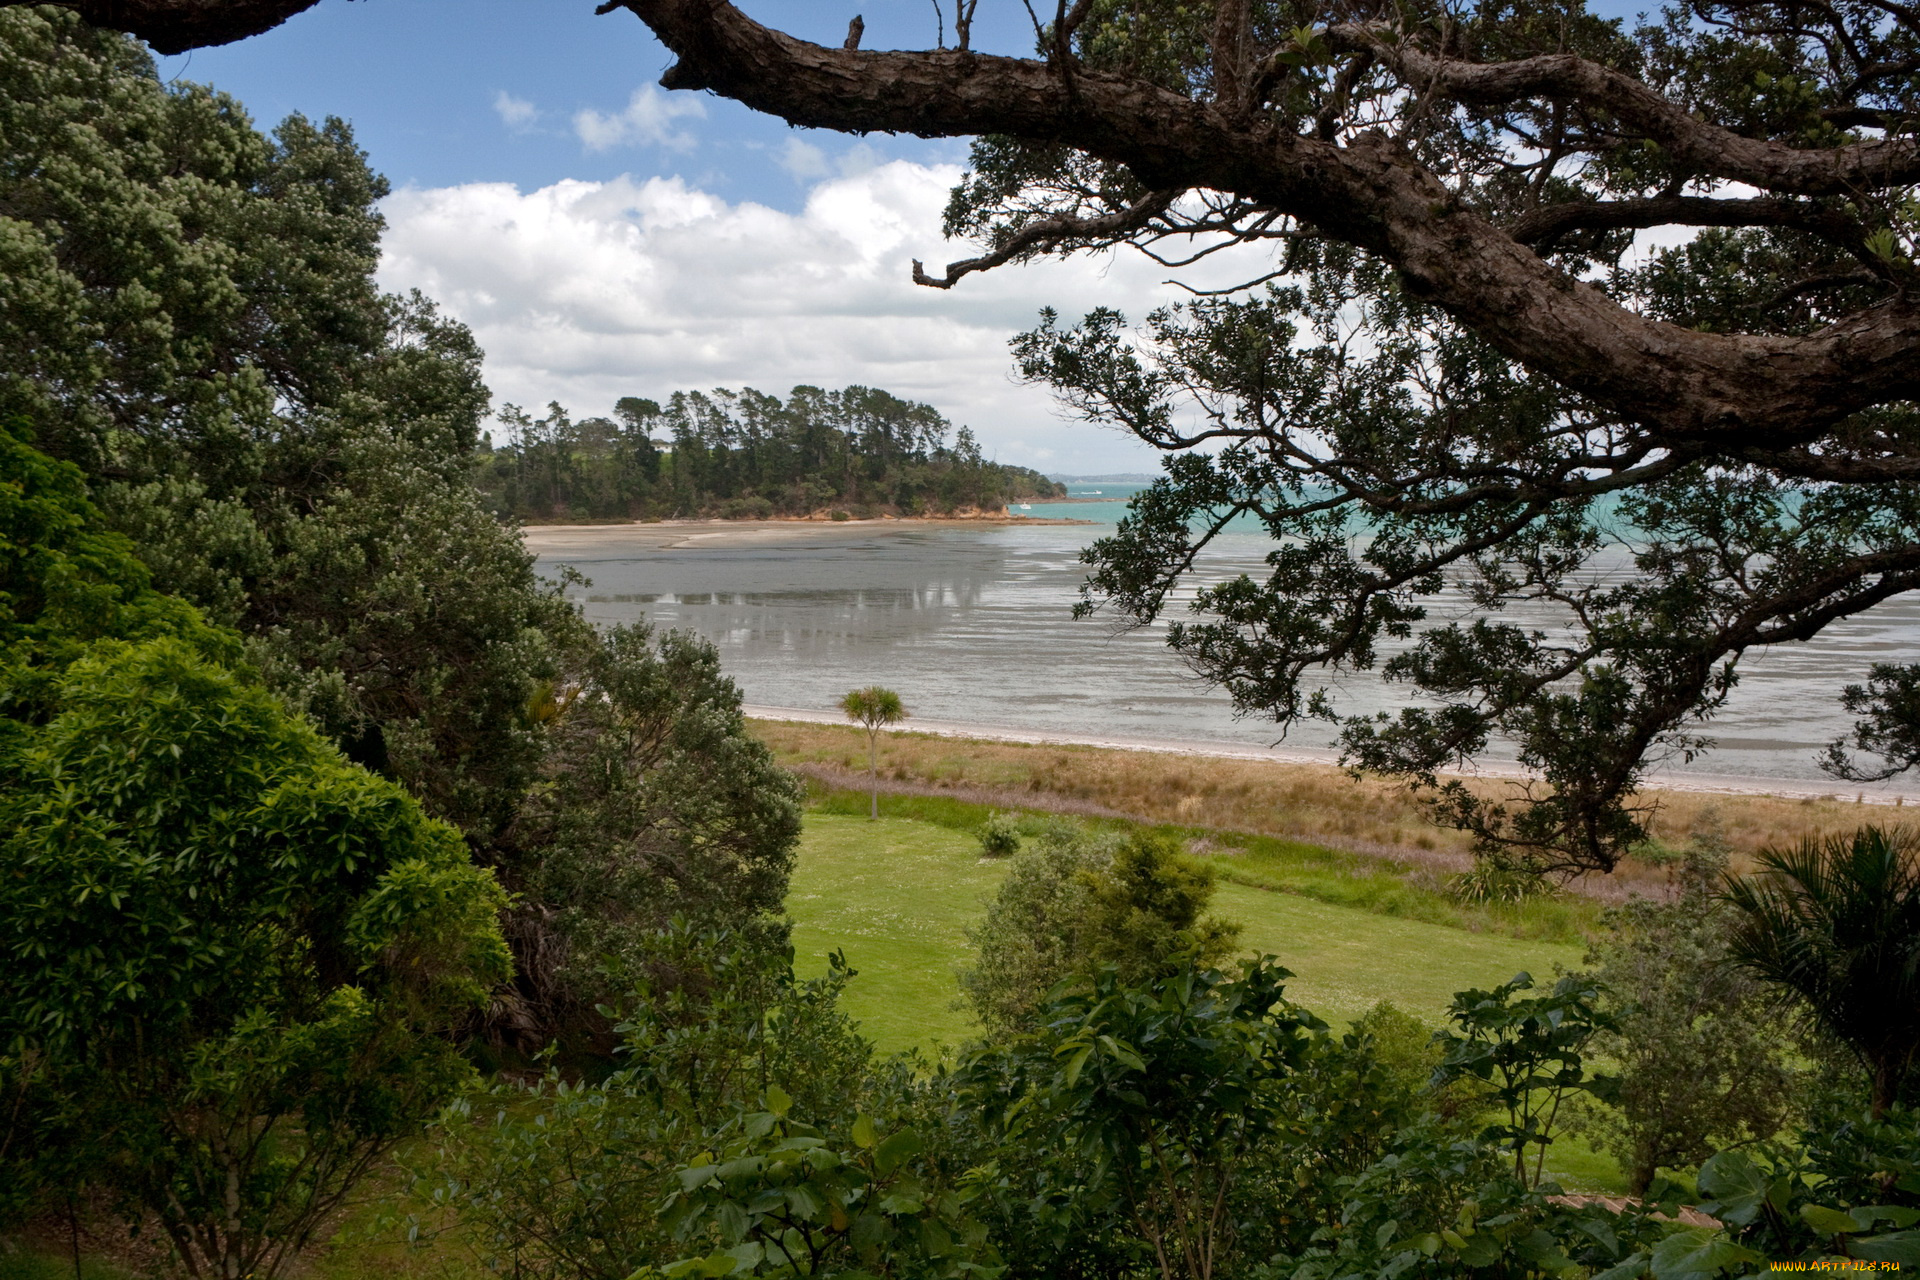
[521,514,1092,554]
[744,703,1920,806]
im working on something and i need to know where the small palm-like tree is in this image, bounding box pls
[1722,824,1920,1117]
[839,686,906,819]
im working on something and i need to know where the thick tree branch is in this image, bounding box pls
[1508,194,1870,252]
[608,0,1920,455]
[1335,27,1920,196]
[6,0,319,51]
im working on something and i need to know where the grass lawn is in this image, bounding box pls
[787,810,1623,1190]
[787,812,1587,1053]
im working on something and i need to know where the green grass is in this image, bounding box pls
[806,785,1600,944]
[1194,834,1600,943]
[788,810,1620,1191]
[788,811,1586,1051]
[786,813,1000,1052]
[0,1249,128,1280]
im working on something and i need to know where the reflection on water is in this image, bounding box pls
[538,514,1920,789]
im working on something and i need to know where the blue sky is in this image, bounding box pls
[152,0,1645,472]
[158,2,1178,470]
[160,1,1031,208]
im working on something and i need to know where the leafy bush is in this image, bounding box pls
[421,928,897,1280]
[1578,841,1798,1192]
[976,811,1022,858]
[959,958,1319,1280]
[0,638,508,1280]
[1451,859,1553,905]
[1433,972,1618,1189]
[959,822,1240,1039]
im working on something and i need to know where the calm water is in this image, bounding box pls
[535,484,1920,790]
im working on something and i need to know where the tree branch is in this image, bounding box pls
[609,0,1920,453]
[913,188,1177,288]
[1508,194,1870,253]
[7,0,320,51]
[1330,25,1920,196]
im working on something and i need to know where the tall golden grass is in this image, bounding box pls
[750,718,1902,887]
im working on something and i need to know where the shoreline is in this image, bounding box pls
[743,703,1920,806]
[526,514,1098,548]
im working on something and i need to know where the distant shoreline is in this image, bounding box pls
[522,513,1097,552]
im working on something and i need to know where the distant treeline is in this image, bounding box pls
[477,385,1066,521]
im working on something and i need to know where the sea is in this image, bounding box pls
[531,482,1920,797]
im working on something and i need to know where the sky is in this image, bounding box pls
[154,1,1223,473]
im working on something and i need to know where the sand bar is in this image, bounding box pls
[522,515,1092,554]
[745,703,1920,806]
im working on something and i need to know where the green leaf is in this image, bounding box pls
[1591,1254,1651,1280]
[1801,1204,1859,1235]
[851,1114,877,1150]
[874,1127,923,1176]
[1853,1229,1920,1264]
[1062,1045,1092,1087]
[1648,1227,1760,1278]
[764,1084,792,1117]
[1696,1151,1771,1227]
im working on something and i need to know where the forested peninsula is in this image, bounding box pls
[477,387,1065,522]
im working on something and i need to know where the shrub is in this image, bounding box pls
[1578,823,1798,1192]
[1451,858,1553,905]
[422,928,882,1280]
[0,639,508,1280]
[718,495,776,520]
[976,810,1023,857]
[959,822,1241,1039]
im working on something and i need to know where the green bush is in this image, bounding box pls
[1577,827,1798,1193]
[421,927,885,1280]
[0,638,508,1279]
[976,810,1022,857]
[959,821,1240,1039]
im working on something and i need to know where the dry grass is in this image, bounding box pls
[751,719,1902,888]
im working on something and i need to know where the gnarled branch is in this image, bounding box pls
[913,188,1177,288]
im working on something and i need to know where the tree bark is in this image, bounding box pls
[15,0,323,51]
[596,0,1920,460]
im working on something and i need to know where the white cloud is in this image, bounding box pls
[573,85,706,153]
[493,90,538,132]
[377,162,1253,470]
[777,139,829,182]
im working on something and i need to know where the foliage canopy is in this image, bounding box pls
[0,443,508,1277]
[486,388,1063,522]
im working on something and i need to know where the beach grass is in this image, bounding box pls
[753,717,1905,889]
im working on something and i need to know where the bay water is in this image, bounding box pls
[531,483,1920,795]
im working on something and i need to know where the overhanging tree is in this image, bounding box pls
[37,0,1920,872]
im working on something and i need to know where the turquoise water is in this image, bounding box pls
[1015,481,1151,527]
[534,486,1920,790]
